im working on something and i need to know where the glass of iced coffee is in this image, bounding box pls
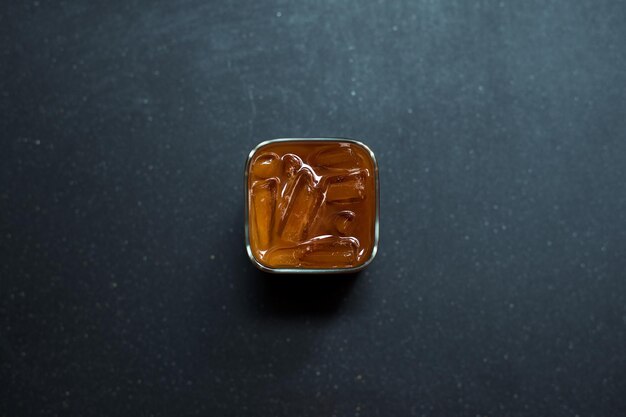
[245,138,379,273]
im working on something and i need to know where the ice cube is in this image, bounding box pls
[324,170,368,204]
[251,152,281,179]
[334,210,356,235]
[299,236,359,266]
[265,246,303,267]
[281,153,303,178]
[250,178,277,250]
[276,158,304,225]
[310,145,362,169]
[279,170,322,242]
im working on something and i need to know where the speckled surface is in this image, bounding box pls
[1,0,626,416]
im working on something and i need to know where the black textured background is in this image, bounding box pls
[2,0,626,416]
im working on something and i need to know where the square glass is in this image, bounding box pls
[244,138,379,273]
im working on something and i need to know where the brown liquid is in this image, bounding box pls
[247,140,377,269]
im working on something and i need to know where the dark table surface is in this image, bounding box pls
[2,0,626,416]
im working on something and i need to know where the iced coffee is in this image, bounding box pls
[246,139,378,271]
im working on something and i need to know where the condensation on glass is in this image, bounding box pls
[245,138,379,273]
